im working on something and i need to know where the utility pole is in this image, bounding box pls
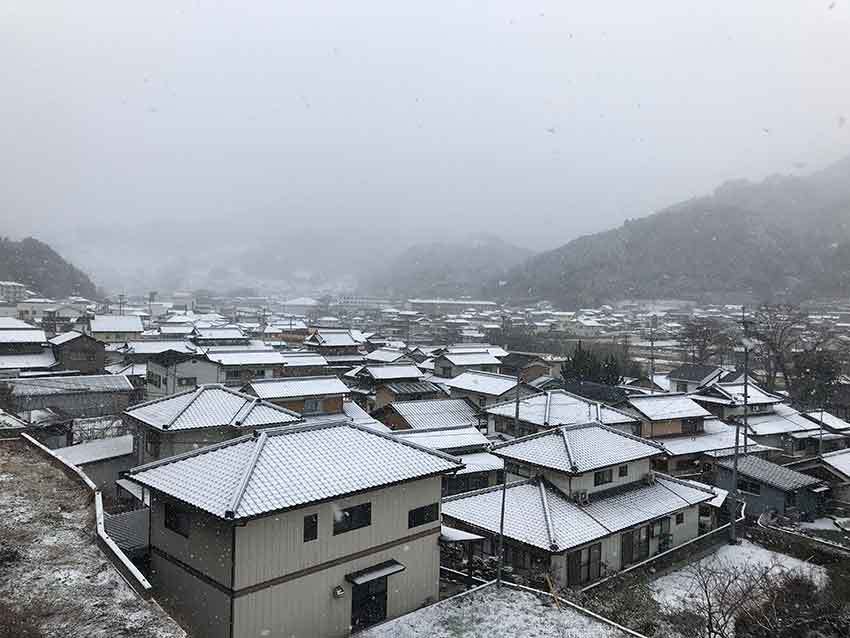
[118,293,126,316]
[649,315,657,394]
[742,306,750,455]
[497,373,521,587]
[730,306,750,545]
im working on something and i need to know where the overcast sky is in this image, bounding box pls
[2,1,849,274]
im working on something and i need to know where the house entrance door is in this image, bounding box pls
[351,576,388,631]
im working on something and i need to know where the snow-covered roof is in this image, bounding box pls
[127,421,462,519]
[364,348,408,363]
[192,327,246,340]
[48,331,84,346]
[745,404,820,436]
[105,361,147,377]
[0,349,58,370]
[660,419,769,456]
[279,351,328,367]
[364,364,422,381]
[123,340,196,355]
[205,350,287,367]
[394,425,490,452]
[804,410,850,432]
[7,374,132,396]
[126,384,301,432]
[493,422,665,474]
[305,329,363,347]
[243,376,349,400]
[456,452,504,475]
[439,351,502,367]
[89,315,143,334]
[0,328,47,344]
[626,394,713,421]
[389,398,479,430]
[692,382,783,407]
[718,455,823,492]
[443,474,713,553]
[443,371,520,397]
[485,390,636,427]
[54,434,135,465]
[819,449,850,479]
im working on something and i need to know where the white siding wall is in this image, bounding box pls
[541,459,652,497]
[233,534,439,638]
[234,476,442,588]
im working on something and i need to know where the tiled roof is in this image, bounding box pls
[383,381,442,396]
[668,364,723,384]
[691,382,783,406]
[443,371,519,397]
[456,452,503,475]
[126,384,301,431]
[718,455,822,492]
[243,376,349,400]
[365,348,408,363]
[492,422,665,474]
[7,374,132,396]
[485,390,636,427]
[123,340,197,355]
[193,327,246,340]
[443,474,713,552]
[127,421,462,519]
[390,398,479,430]
[279,351,328,367]
[394,426,490,452]
[89,315,143,333]
[626,394,713,421]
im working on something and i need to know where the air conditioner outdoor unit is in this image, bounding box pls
[573,490,590,506]
[643,472,656,486]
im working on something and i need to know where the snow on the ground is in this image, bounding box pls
[800,518,840,531]
[0,441,185,638]
[650,539,827,608]
[361,584,627,638]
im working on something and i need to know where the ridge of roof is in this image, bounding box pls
[654,472,717,497]
[538,480,559,551]
[225,430,269,519]
[559,428,579,473]
[441,477,537,503]
[164,385,208,430]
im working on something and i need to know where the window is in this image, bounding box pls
[408,503,439,528]
[146,371,162,388]
[675,512,684,525]
[164,503,191,537]
[567,542,602,585]
[785,492,797,508]
[618,465,628,478]
[253,369,266,378]
[303,398,320,414]
[145,431,161,458]
[682,417,704,434]
[594,469,613,487]
[177,376,196,387]
[303,513,318,542]
[333,502,371,535]
[676,381,688,392]
[225,369,241,380]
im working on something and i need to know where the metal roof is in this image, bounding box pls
[718,455,823,492]
[7,374,133,396]
[0,328,47,344]
[390,398,479,430]
[443,474,713,553]
[745,404,820,436]
[54,434,135,465]
[492,422,665,474]
[127,421,462,519]
[440,352,502,367]
[243,376,349,400]
[205,350,287,367]
[668,364,724,384]
[48,331,84,346]
[0,349,58,370]
[126,384,301,431]
[383,380,442,396]
[443,371,520,397]
[820,449,850,479]
[89,315,143,333]
[279,351,328,367]
[626,394,713,421]
[364,365,422,381]
[455,452,504,475]
[485,390,636,427]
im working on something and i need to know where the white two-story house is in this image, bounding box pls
[442,421,718,588]
[125,421,463,638]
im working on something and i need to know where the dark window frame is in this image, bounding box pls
[618,464,628,478]
[164,502,191,538]
[408,502,439,528]
[333,502,372,535]
[594,468,613,487]
[303,513,318,542]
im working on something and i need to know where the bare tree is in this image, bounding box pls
[680,318,735,365]
[749,304,807,392]
[662,556,785,638]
